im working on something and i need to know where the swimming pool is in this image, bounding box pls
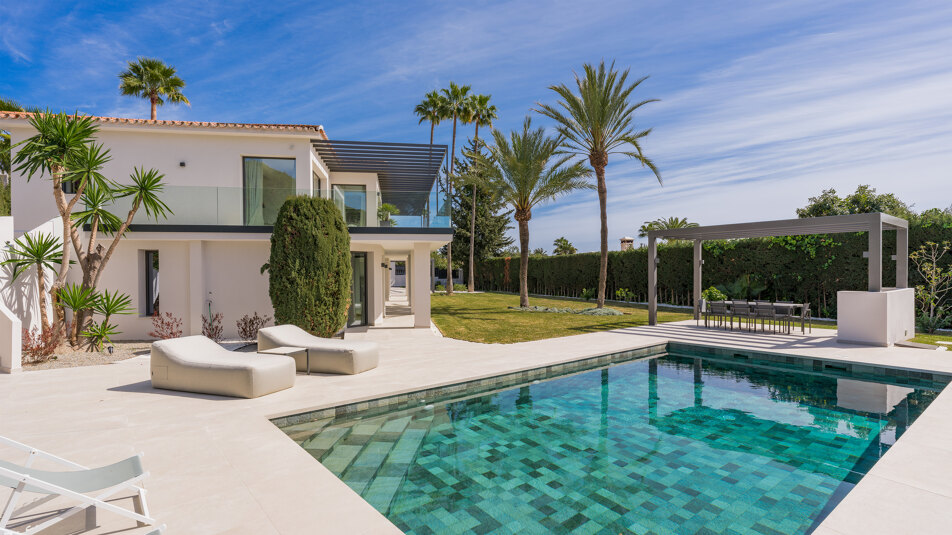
[276,345,946,534]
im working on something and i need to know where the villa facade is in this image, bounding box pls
[0,112,452,339]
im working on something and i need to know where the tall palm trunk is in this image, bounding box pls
[468,123,480,293]
[150,93,158,120]
[593,157,608,308]
[446,115,458,295]
[517,216,530,308]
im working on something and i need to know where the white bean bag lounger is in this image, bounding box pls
[258,324,379,375]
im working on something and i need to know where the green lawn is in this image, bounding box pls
[430,292,693,344]
[430,292,952,346]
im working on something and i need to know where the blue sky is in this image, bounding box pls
[2,0,951,252]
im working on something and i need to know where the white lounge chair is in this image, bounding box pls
[258,325,379,375]
[151,335,296,398]
[0,435,155,534]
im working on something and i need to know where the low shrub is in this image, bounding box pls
[453,283,467,291]
[580,288,596,301]
[434,283,446,292]
[237,312,272,341]
[21,327,61,364]
[149,312,183,339]
[202,313,224,342]
[615,288,634,301]
[701,286,728,302]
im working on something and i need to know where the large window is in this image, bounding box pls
[243,157,295,225]
[144,250,159,316]
[332,184,367,227]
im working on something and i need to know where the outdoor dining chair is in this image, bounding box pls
[709,302,731,330]
[753,303,778,333]
[731,300,755,331]
[774,302,797,334]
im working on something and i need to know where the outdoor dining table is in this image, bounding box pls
[707,301,809,334]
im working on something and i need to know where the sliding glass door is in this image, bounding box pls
[348,253,368,327]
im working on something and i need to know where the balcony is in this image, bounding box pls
[106,185,451,232]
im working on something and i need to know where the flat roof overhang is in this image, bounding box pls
[312,139,448,212]
[645,213,910,325]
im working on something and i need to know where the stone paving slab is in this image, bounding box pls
[1,320,951,533]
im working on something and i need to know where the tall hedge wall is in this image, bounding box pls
[476,224,952,318]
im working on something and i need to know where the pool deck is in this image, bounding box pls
[2,320,952,534]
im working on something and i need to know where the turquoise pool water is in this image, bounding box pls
[279,350,943,534]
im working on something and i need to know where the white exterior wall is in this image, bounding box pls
[1,118,452,341]
[5,124,320,234]
[836,289,915,346]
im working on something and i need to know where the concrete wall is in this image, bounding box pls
[0,217,60,334]
[837,289,915,346]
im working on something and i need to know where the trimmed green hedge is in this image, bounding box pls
[476,224,952,318]
[268,196,352,337]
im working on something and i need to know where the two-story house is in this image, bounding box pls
[0,112,452,339]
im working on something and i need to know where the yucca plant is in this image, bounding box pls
[1,232,65,335]
[58,282,97,342]
[82,321,120,352]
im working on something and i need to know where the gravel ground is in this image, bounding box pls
[24,339,256,370]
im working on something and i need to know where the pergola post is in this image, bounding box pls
[896,226,908,288]
[693,239,702,320]
[868,214,882,292]
[648,235,657,325]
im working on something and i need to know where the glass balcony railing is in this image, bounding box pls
[101,186,451,229]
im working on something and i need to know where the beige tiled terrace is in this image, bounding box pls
[2,320,952,534]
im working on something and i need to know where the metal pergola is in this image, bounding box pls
[646,212,909,325]
[311,139,448,211]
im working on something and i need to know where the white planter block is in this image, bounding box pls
[837,288,915,347]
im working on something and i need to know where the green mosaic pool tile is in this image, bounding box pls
[319,444,362,474]
[280,349,943,534]
[299,424,344,450]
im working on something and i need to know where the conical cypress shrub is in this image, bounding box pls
[268,196,352,337]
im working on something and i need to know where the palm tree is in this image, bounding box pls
[535,60,661,308]
[1,232,64,335]
[638,217,699,238]
[479,117,593,307]
[414,90,445,147]
[464,93,498,292]
[439,82,472,295]
[553,236,577,255]
[118,57,190,120]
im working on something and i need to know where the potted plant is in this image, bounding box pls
[377,203,400,227]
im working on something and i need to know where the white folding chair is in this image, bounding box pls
[0,435,155,534]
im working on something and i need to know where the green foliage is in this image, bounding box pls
[910,241,952,333]
[478,222,952,319]
[639,217,698,238]
[377,203,400,224]
[796,184,914,219]
[58,283,97,312]
[447,139,515,279]
[1,232,64,281]
[434,283,466,292]
[82,321,120,352]
[553,237,576,256]
[580,287,596,301]
[716,275,767,300]
[615,288,634,301]
[118,57,189,118]
[268,196,352,337]
[701,286,728,302]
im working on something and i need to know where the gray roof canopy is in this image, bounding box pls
[646,213,910,325]
[647,213,908,241]
[312,139,447,212]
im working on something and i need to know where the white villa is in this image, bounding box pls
[0,111,452,339]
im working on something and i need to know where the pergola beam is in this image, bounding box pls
[646,213,909,325]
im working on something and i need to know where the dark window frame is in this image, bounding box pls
[144,250,159,316]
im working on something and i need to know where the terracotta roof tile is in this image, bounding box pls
[0,111,328,139]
